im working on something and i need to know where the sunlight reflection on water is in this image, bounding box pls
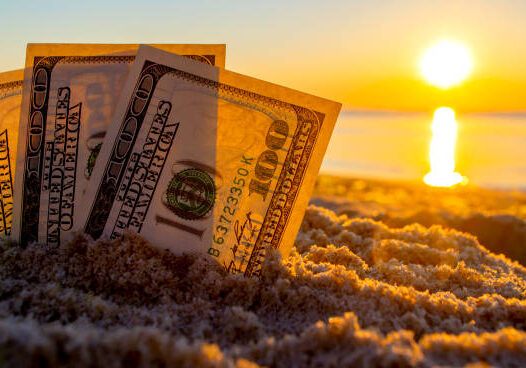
[321,109,526,190]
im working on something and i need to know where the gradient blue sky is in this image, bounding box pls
[2,0,526,112]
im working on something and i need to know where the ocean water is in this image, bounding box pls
[321,109,526,190]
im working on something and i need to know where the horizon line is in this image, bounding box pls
[342,107,526,117]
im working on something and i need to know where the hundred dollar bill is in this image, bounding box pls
[0,69,23,236]
[12,43,226,246]
[76,45,341,277]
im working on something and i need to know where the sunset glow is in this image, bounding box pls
[420,40,473,89]
[424,107,466,187]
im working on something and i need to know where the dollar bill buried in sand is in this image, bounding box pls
[0,69,23,237]
[11,43,226,246]
[76,45,341,277]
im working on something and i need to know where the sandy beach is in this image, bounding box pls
[1,175,526,367]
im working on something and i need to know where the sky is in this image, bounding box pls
[1,0,526,113]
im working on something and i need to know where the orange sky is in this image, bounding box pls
[1,0,526,113]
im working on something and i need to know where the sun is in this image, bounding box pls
[419,40,473,89]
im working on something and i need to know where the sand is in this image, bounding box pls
[1,176,526,367]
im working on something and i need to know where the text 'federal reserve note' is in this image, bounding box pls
[77,45,341,277]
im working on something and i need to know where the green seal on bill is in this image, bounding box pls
[166,168,216,220]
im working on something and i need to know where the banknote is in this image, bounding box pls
[76,45,341,277]
[11,44,226,246]
[0,69,23,236]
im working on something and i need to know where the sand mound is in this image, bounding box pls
[1,200,526,366]
[312,176,526,265]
